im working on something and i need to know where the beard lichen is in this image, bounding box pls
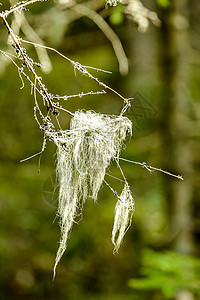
[112,182,135,253]
[51,110,133,277]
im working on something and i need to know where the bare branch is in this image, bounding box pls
[21,39,129,101]
[118,157,184,180]
[2,0,43,18]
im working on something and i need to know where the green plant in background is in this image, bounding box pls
[108,0,161,32]
[129,249,200,299]
[156,0,171,8]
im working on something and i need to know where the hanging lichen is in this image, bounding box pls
[50,110,133,277]
[112,182,135,253]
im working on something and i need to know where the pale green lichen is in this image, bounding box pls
[51,110,132,278]
[112,182,135,253]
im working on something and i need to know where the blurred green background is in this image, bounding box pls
[0,0,200,299]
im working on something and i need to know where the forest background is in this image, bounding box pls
[0,0,200,299]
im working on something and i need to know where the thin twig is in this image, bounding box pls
[20,150,43,162]
[0,16,73,117]
[53,104,74,116]
[118,157,184,180]
[11,8,52,73]
[115,158,128,183]
[21,39,129,102]
[104,179,119,198]
[53,90,106,101]
[55,115,62,130]
[21,39,111,73]
[1,0,41,18]
[105,172,125,182]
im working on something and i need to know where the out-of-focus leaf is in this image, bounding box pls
[109,5,124,25]
[156,0,171,8]
[128,249,200,299]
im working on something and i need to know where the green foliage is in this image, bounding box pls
[128,249,200,299]
[156,0,171,8]
[109,5,124,25]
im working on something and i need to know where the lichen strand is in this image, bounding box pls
[53,110,132,276]
[112,182,135,253]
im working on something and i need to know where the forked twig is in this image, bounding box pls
[1,0,42,18]
[20,133,47,173]
[115,157,128,183]
[20,151,43,163]
[20,39,129,102]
